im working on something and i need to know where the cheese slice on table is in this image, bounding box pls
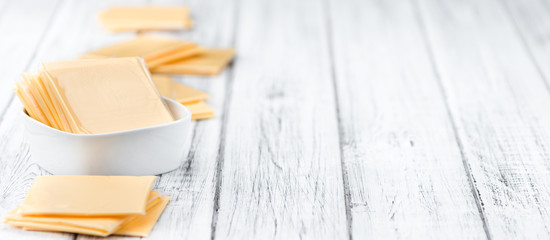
[41,57,173,134]
[151,48,235,75]
[98,7,193,32]
[185,101,215,120]
[81,36,203,68]
[151,75,210,104]
[18,176,156,216]
[12,198,167,237]
[115,196,170,237]
[4,191,162,237]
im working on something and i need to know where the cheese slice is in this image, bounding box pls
[13,199,167,237]
[151,48,235,75]
[184,101,215,120]
[115,196,170,237]
[19,176,156,216]
[81,36,203,68]
[41,57,173,134]
[98,7,193,32]
[151,75,210,104]
[4,191,162,236]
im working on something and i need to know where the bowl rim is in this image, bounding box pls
[22,96,192,137]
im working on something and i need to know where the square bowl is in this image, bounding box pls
[22,97,192,176]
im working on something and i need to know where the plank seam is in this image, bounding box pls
[498,0,550,93]
[411,0,492,239]
[210,1,240,238]
[322,0,352,239]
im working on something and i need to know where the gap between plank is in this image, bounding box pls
[322,0,353,239]
[209,0,240,238]
[411,0,492,239]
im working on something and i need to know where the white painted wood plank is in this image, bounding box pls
[328,0,487,238]
[0,0,60,115]
[0,1,73,239]
[214,0,348,239]
[0,0,144,239]
[417,0,550,238]
[76,0,237,239]
[145,0,235,239]
[501,0,550,88]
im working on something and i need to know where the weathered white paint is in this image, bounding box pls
[417,0,550,238]
[77,0,238,239]
[1,0,550,239]
[213,0,349,238]
[328,0,487,238]
[0,0,61,115]
[0,0,143,239]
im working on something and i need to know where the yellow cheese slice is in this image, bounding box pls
[4,191,162,236]
[15,81,49,126]
[41,57,173,134]
[24,72,66,130]
[19,176,156,216]
[184,101,215,120]
[11,200,166,237]
[98,7,193,32]
[5,220,110,236]
[115,196,170,237]
[151,75,210,104]
[81,36,203,68]
[151,48,235,75]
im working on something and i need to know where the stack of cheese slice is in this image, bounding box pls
[98,6,193,32]
[152,75,214,120]
[15,57,174,134]
[81,36,203,69]
[3,176,169,237]
[82,35,235,76]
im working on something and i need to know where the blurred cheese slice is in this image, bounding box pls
[150,75,214,120]
[98,6,192,32]
[151,48,235,75]
[185,101,215,120]
[4,191,162,237]
[18,176,156,216]
[81,36,203,68]
[41,57,173,134]
[151,75,210,104]
[115,196,170,237]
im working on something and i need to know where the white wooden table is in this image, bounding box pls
[1,0,550,239]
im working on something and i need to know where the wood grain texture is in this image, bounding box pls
[213,0,349,238]
[0,0,73,239]
[0,0,61,116]
[77,0,237,239]
[0,0,144,239]
[417,0,550,238]
[501,0,550,89]
[328,0,487,238]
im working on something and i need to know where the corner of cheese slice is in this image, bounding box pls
[184,101,215,120]
[151,48,235,75]
[18,176,156,216]
[151,74,210,104]
[115,196,170,237]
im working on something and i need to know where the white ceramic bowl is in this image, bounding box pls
[22,97,192,176]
